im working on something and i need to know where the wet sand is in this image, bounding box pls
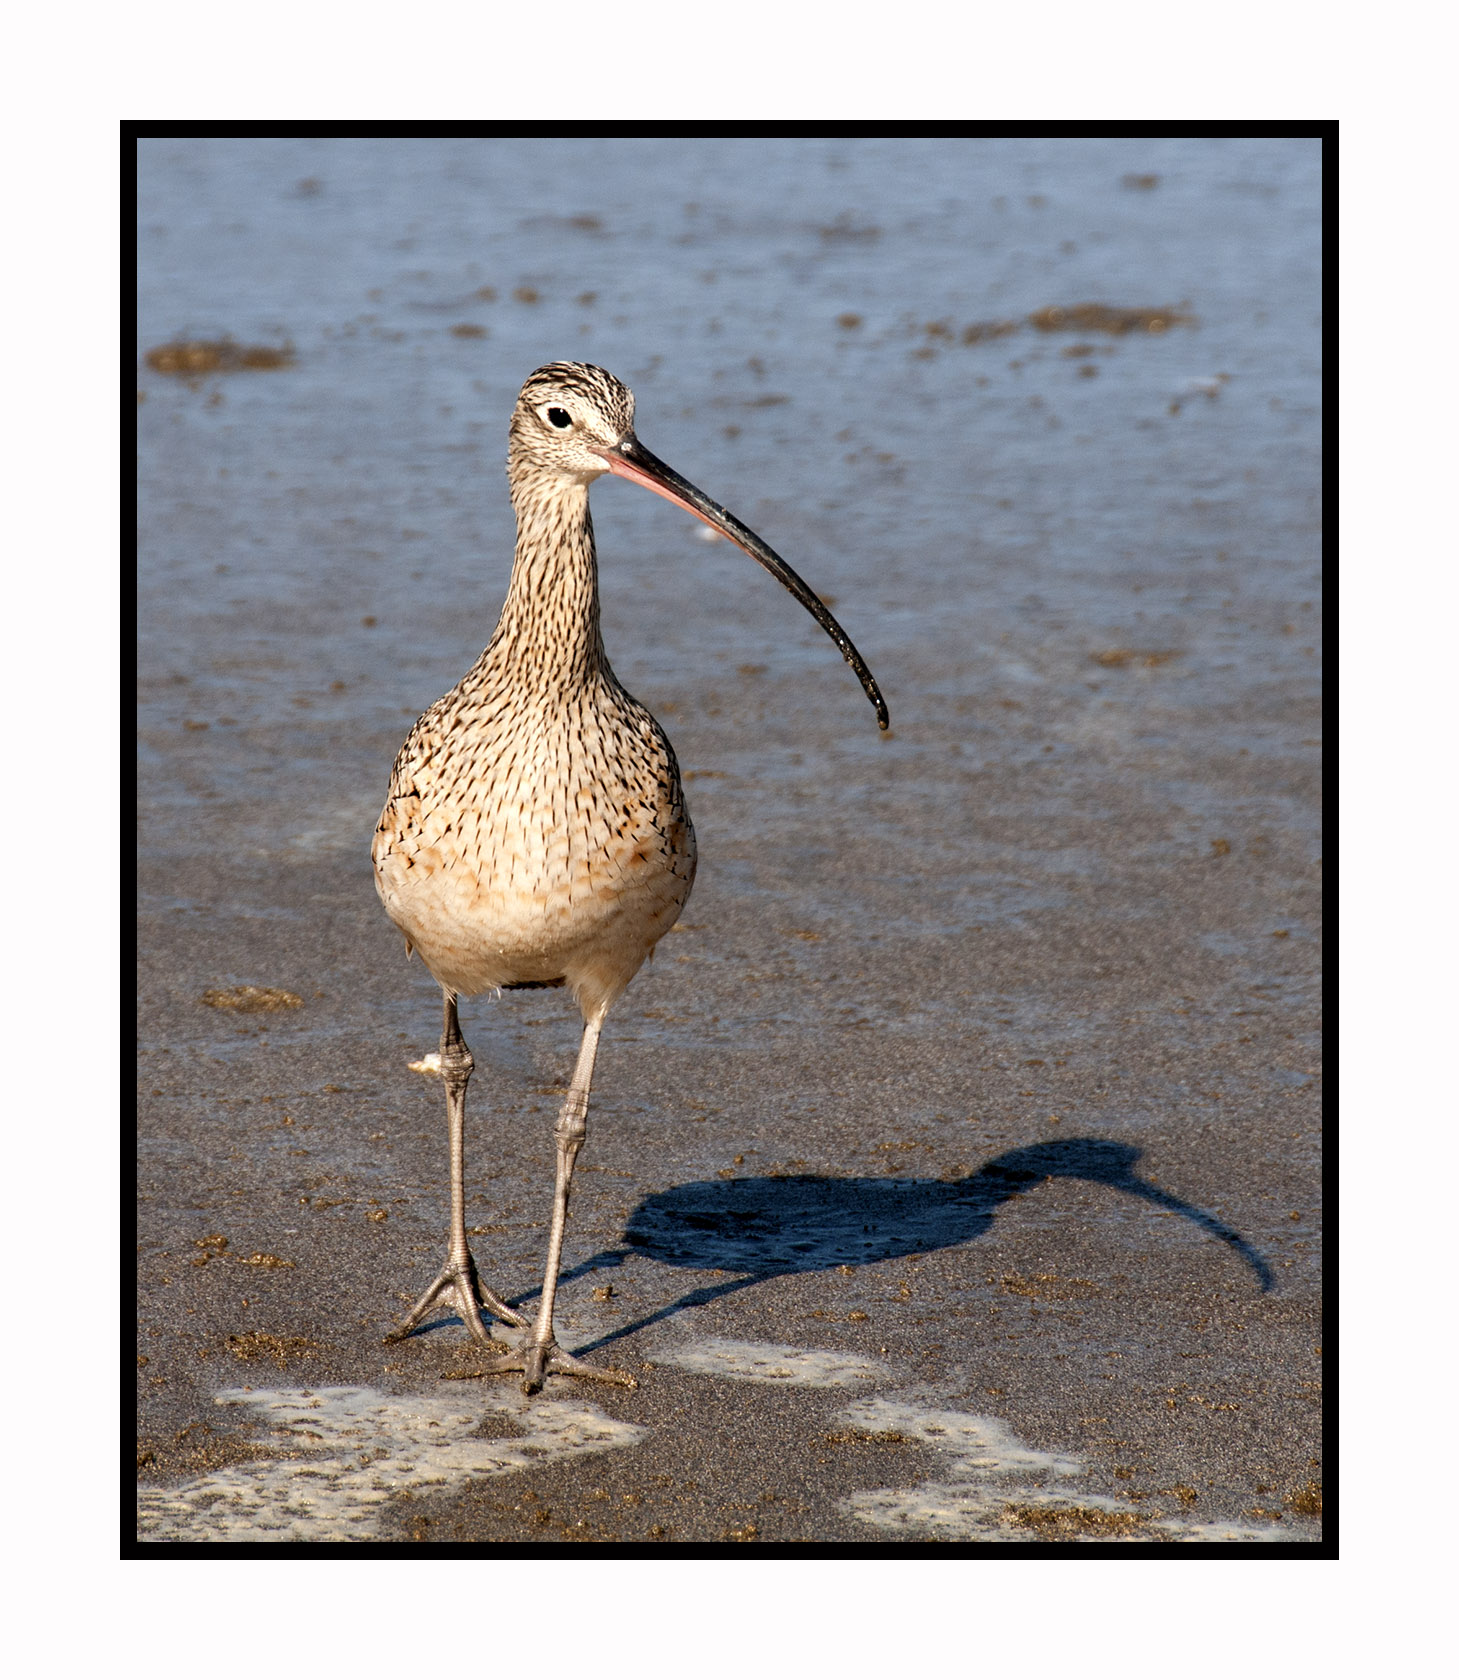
[137,137,1322,1548]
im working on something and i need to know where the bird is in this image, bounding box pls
[373,361,887,1394]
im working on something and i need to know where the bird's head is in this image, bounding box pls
[509,361,636,487]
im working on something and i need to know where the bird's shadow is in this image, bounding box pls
[554,1137,1273,1355]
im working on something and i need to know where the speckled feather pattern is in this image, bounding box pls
[373,365,696,1023]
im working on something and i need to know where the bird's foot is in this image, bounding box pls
[444,1336,637,1397]
[383,1255,529,1345]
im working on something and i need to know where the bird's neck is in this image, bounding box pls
[492,477,606,688]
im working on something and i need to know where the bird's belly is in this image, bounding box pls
[373,785,696,1012]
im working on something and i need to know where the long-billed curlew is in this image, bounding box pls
[373,362,887,1393]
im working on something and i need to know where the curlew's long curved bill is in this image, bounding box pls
[598,434,890,731]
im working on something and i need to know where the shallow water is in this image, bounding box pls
[138,134,1319,847]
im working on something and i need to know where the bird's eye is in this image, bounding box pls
[546,407,572,430]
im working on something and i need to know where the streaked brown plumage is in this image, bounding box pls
[374,362,886,1393]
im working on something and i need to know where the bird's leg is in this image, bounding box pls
[385,990,528,1344]
[461,1015,635,1394]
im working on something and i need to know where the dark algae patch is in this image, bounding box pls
[1287,1480,1322,1517]
[201,985,303,1012]
[144,339,295,376]
[1004,1503,1149,1539]
[1027,303,1193,335]
[942,302,1195,349]
[225,1331,319,1367]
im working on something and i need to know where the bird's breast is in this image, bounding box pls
[372,676,695,994]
